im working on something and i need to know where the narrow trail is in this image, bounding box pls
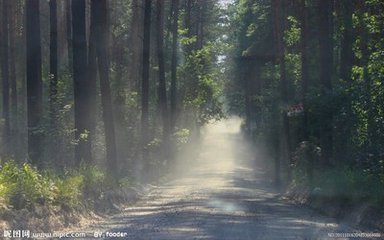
[84,118,354,239]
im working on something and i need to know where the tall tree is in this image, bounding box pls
[358,1,374,147]
[318,0,334,165]
[92,0,118,174]
[299,0,313,186]
[26,0,43,165]
[49,0,58,125]
[300,0,309,141]
[273,0,291,183]
[156,0,170,155]
[197,0,205,49]
[170,0,179,130]
[141,0,152,172]
[7,0,19,158]
[88,0,98,137]
[339,0,354,83]
[66,0,73,67]
[72,0,92,165]
[1,0,10,153]
[129,0,144,91]
[1,0,11,153]
[9,0,17,134]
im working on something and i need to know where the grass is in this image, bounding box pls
[292,158,384,207]
[0,160,123,211]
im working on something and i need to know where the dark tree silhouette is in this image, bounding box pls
[49,0,58,125]
[1,0,10,152]
[170,0,179,131]
[26,0,43,165]
[340,0,354,83]
[129,0,144,91]
[92,0,118,174]
[141,0,152,171]
[72,0,92,165]
[9,0,17,136]
[318,0,334,165]
[299,0,309,142]
[156,0,170,158]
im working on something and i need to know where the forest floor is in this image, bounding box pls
[76,118,380,239]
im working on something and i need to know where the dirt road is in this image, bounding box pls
[84,118,357,239]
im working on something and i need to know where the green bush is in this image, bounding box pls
[292,158,384,207]
[77,164,106,198]
[0,161,55,209]
[0,161,109,210]
[54,175,84,208]
[173,128,191,149]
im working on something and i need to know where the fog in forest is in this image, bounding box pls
[0,0,383,237]
[174,117,245,174]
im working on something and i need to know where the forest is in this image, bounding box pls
[0,0,383,237]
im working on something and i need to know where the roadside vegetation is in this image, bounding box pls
[0,0,224,223]
[224,0,384,224]
[0,161,121,211]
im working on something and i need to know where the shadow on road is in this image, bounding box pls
[89,118,352,239]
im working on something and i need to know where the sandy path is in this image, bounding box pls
[81,118,357,240]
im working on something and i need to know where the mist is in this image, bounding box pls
[1,0,383,237]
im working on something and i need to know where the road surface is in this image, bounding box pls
[84,118,356,239]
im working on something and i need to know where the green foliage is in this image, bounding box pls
[292,162,384,206]
[77,164,106,198]
[180,34,197,46]
[0,161,113,210]
[118,177,133,188]
[292,141,320,185]
[173,128,190,149]
[54,175,84,208]
[0,161,55,209]
[284,16,300,47]
[180,45,225,125]
[224,0,384,210]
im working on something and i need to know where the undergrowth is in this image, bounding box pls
[0,161,129,211]
[291,142,384,208]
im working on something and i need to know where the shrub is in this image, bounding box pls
[173,128,191,149]
[77,164,106,198]
[54,175,84,208]
[291,155,384,207]
[0,161,109,210]
[0,161,55,209]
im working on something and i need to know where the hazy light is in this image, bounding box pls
[219,0,234,8]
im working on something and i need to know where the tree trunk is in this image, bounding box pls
[129,0,144,91]
[8,0,18,157]
[156,0,170,160]
[1,0,11,154]
[273,0,291,184]
[197,1,205,49]
[358,1,374,147]
[300,0,309,141]
[9,0,17,136]
[141,0,152,174]
[72,0,92,165]
[92,0,118,175]
[339,0,354,83]
[170,0,179,131]
[18,0,28,160]
[49,0,58,126]
[242,58,251,131]
[26,0,43,166]
[1,0,10,153]
[318,0,334,165]
[299,0,312,186]
[88,0,98,137]
[66,0,73,68]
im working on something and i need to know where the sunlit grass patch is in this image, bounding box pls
[0,160,121,211]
